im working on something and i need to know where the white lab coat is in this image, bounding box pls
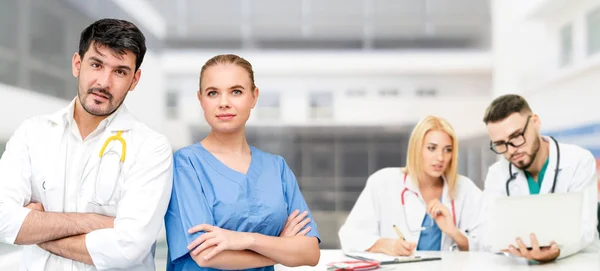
[0,102,173,270]
[338,167,483,252]
[479,136,599,259]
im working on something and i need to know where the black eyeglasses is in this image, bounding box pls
[489,115,532,154]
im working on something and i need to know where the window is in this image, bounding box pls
[587,6,600,56]
[375,149,403,170]
[30,5,66,69]
[559,23,573,66]
[341,191,362,211]
[302,191,336,211]
[306,145,335,178]
[416,87,437,97]
[165,91,178,119]
[309,91,333,119]
[346,88,366,97]
[30,71,67,98]
[0,141,6,156]
[342,149,369,178]
[256,92,280,120]
[0,58,18,86]
[0,0,18,50]
[288,149,303,177]
[378,88,400,97]
[0,0,19,88]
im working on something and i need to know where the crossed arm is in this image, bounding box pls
[187,210,319,269]
[22,205,315,269]
[14,203,114,265]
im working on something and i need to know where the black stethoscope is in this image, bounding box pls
[505,136,560,196]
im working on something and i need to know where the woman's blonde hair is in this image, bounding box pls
[403,115,459,199]
[199,54,256,91]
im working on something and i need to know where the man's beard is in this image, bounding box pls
[79,87,124,116]
[511,136,540,170]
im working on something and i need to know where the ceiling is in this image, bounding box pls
[146,0,491,50]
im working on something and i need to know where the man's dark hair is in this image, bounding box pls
[78,18,146,71]
[483,94,532,124]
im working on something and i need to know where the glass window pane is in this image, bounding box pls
[310,91,333,107]
[310,212,339,249]
[30,71,66,98]
[587,6,600,56]
[302,190,336,211]
[379,88,400,97]
[256,92,281,119]
[0,0,18,50]
[166,91,178,119]
[307,146,335,177]
[0,57,18,86]
[309,91,333,119]
[375,150,403,170]
[288,149,303,178]
[346,88,366,97]
[559,24,573,66]
[341,177,367,192]
[340,191,362,211]
[0,141,6,156]
[257,92,280,107]
[166,91,178,108]
[342,149,369,178]
[416,87,437,97]
[30,6,66,68]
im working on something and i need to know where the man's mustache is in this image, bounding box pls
[88,88,112,100]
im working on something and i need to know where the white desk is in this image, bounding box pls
[2,248,598,270]
[275,250,600,271]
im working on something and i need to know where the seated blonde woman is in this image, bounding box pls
[339,115,483,255]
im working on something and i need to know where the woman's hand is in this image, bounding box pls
[368,238,417,256]
[187,224,254,260]
[279,210,312,237]
[427,198,457,235]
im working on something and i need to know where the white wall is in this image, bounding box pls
[492,0,600,132]
[491,0,550,96]
[528,69,600,132]
[164,50,492,76]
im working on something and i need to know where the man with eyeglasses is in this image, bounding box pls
[479,94,598,262]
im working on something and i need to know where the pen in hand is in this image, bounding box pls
[393,224,405,241]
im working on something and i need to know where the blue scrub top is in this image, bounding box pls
[164,143,320,271]
[416,214,442,251]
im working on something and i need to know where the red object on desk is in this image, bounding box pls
[327,260,380,271]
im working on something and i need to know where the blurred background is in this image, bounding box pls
[1,0,599,270]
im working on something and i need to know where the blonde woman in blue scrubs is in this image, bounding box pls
[164,54,320,271]
[339,116,483,255]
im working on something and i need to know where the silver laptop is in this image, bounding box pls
[490,192,583,252]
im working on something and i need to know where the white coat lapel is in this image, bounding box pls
[440,176,452,249]
[402,174,427,239]
[505,163,529,196]
[43,120,68,212]
[540,137,560,194]
[81,129,113,184]
[440,176,452,215]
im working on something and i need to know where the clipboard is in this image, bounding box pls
[345,252,441,265]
